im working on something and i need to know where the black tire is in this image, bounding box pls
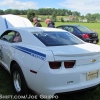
[11,63,28,95]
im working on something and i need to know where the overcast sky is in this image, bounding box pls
[0,0,100,15]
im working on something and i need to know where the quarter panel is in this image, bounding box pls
[12,44,54,72]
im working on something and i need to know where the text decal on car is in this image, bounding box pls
[12,46,46,61]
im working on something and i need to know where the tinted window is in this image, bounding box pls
[33,32,84,46]
[77,26,93,33]
[63,26,75,33]
[0,30,22,43]
[1,31,15,42]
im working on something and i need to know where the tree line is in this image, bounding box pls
[0,8,100,22]
[0,8,80,16]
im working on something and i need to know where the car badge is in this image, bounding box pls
[91,59,96,63]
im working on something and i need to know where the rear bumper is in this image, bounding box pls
[55,84,99,96]
[27,62,100,96]
[83,38,99,44]
[41,78,100,96]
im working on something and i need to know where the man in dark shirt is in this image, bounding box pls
[45,19,55,28]
[33,17,42,27]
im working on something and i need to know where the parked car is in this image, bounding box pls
[1,15,100,99]
[56,24,99,44]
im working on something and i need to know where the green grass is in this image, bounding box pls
[0,66,14,100]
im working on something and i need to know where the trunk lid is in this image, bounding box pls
[49,43,100,56]
[48,43,100,66]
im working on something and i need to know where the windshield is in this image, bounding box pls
[77,25,93,33]
[33,31,84,46]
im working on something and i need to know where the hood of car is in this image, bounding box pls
[48,43,100,57]
[0,14,33,35]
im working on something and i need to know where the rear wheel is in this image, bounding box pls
[11,63,28,95]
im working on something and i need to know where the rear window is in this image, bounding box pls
[77,26,93,33]
[33,31,84,46]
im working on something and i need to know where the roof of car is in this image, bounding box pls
[56,24,81,27]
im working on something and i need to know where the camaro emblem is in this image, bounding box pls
[91,59,96,63]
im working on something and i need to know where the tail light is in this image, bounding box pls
[82,34,89,38]
[64,60,75,68]
[49,62,61,69]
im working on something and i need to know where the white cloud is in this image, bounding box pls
[0,0,38,10]
[58,0,100,15]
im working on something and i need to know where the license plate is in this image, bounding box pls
[93,40,96,43]
[86,70,98,81]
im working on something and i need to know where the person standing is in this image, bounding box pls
[33,17,42,27]
[45,18,55,28]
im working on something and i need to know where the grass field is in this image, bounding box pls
[0,21,100,100]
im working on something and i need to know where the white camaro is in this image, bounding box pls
[0,14,100,99]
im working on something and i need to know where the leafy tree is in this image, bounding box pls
[20,10,27,15]
[86,13,91,22]
[61,17,64,22]
[67,10,72,15]
[3,8,81,17]
[27,9,35,22]
[86,13,97,22]
[11,9,20,15]
[80,15,85,20]
[5,9,13,14]
[51,11,57,22]
[92,13,100,21]
[72,11,80,17]
[0,10,4,15]
[36,8,73,16]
